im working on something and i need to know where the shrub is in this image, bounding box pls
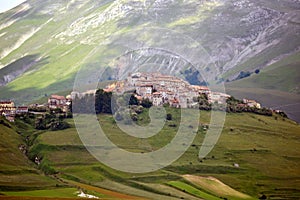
[168,124,177,128]
[141,98,152,108]
[236,71,251,80]
[129,95,139,105]
[131,105,143,114]
[166,113,172,121]
[131,112,138,121]
[259,194,267,200]
[48,120,70,131]
[39,159,57,175]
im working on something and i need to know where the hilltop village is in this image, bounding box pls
[1,72,284,123]
[102,72,260,109]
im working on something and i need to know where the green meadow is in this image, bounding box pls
[1,106,299,199]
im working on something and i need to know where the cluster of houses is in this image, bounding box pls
[0,72,264,122]
[104,72,232,108]
[242,99,261,109]
[0,94,72,122]
[48,94,72,112]
[0,101,28,122]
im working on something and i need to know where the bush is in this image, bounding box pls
[0,117,12,128]
[141,98,152,108]
[35,117,46,130]
[259,194,267,200]
[48,120,70,131]
[131,105,144,114]
[198,94,211,111]
[94,89,115,114]
[166,113,172,121]
[129,95,139,105]
[168,124,177,127]
[130,112,138,121]
[236,71,251,80]
[39,159,57,175]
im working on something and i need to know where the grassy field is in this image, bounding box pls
[4,108,296,199]
[183,175,253,200]
[167,181,221,200]
[0,117,153,200]
[15,110,300,197]
[2,188,79,198]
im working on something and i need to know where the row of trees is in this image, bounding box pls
[73,89,153,114]
[195,94,274,116]
[34,113,70,130]
[226,96,273,116]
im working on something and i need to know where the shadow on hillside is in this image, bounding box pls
[0,54,49,86]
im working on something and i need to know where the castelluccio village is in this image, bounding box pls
[0,0,299,200]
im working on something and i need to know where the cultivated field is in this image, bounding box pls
[0,108,300,199]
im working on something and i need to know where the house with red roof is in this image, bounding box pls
[0,101,16,115]
[48,95,69,112]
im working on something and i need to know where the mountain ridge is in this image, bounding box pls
[0,0,299,121]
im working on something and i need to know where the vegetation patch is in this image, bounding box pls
[2,188,78,198]
[167,181,221,200]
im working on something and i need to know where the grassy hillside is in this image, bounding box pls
[0,118,58,191]
[0,117,155,200]
[226,51,300,122]
[226,51,300,94]
[0,0,299,107]
[2,109,298,199]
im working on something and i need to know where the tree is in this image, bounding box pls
[226,96,242,113]
[131,112,138,121]
[198,94,211,111]
[259,194,267,200]
[255,69,260,74]
[73,94,94,114]
[236,71,251,80]
[35,117,46,130]
[129,95,139,105]
[141,98,152,108]
[166,113,172,121]
[95,89,114,114]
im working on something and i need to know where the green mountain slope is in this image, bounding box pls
[226,51,300,121]
[227,51,300,94]
[0,0,299,107]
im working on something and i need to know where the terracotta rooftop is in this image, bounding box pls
[50,95,66,100]
[191,85,209,90]
[0,101,14,104]
[153,92,161,95]
[170,99,179,104]
[104,88,114,92]
[140,84,153,87]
